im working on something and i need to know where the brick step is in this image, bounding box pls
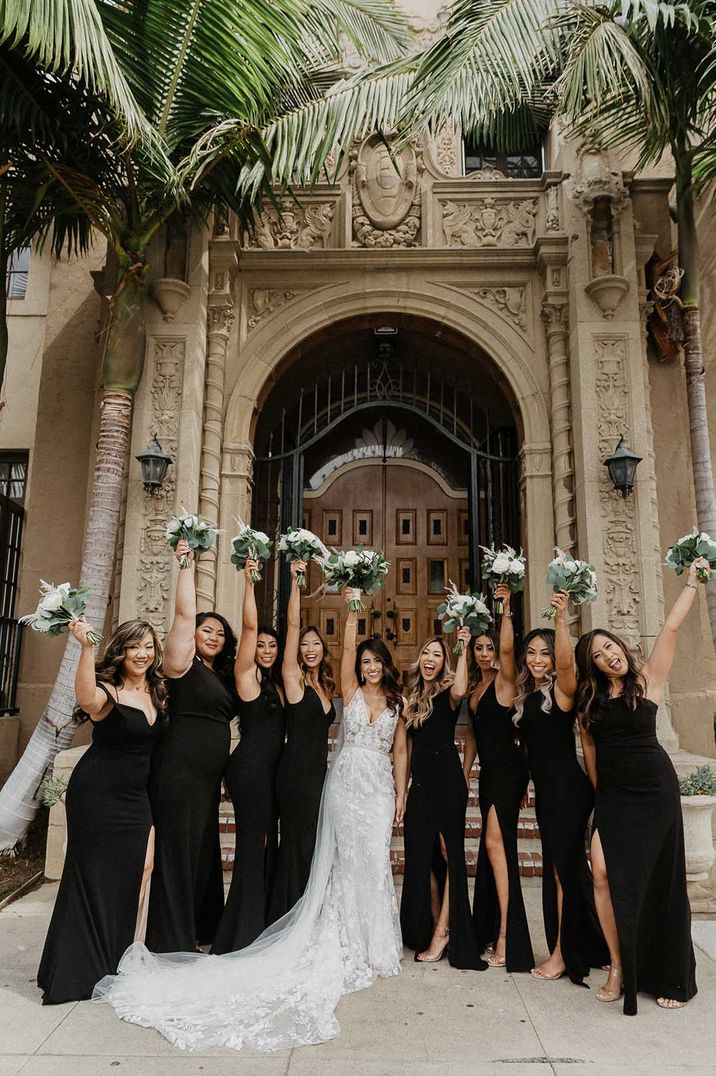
[220,847,544,878]
[220,787,537,812]
[219,816,541,841]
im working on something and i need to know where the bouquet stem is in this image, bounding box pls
[540,607,556,621]
[250,568,262,585]
[296,570,306,589]
[179,554,190,570]
[697,566,710,584]
[453,638,465,656]
[86,630,103,647]
[494,598,503,616]
[349,587,364,613]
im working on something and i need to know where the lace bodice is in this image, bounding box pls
[342,689,399,755]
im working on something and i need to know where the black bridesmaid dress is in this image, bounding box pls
[520,689,608,983]
[470,680,534,971]
[269,685,334,922]
[400,688,486,970]
[212,684,285,953]
[590,696,697,1015]
[38,688,165,1003]
[146,656,235,952]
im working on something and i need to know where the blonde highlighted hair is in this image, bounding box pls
[404,636,454,729]
[512,628,556,726]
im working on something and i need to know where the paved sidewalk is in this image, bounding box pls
[1,881,715,1076]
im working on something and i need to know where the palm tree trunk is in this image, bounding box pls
[0,270,145,851]
[677,160,716,649]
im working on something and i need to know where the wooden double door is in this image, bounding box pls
[301,461,468,684]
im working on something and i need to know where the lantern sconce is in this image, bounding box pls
[136,434,172,495]
[603,434,642,497]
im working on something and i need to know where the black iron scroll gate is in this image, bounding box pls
[252,356,520,633]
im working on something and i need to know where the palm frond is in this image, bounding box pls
[307,0,410,63]
[0,0,145,135]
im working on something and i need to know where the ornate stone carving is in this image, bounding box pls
[247,199,335,250]
[594,336,641,643]
[246,289,299,331]
[546,184,560,231]
[352,136,422,248]
[470,286,527,330]
[408,4,450,50]
[467,164,506,181]
[428,126,460,177]
[441,198,537,248]
[136,339,185,631]
[570,147,630,217]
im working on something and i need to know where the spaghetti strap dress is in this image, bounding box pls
[470,680,534,971]
[212,685,285,953]
[400,687,486,970]
[38,687,165,1003]
[590,696,697,1015]
[146,657,236,953]
[520,689,608,983]
[269,686,334,922]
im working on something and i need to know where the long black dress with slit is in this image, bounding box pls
[590,696,697,1015]
[520,689,608,983]
[38,689,165,1003]
[212,684,285,953]
[470,680,534,971]
[146,656,235,953]
[400,688,486,970]
[268,686,334,922]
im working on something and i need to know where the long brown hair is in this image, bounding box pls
[404,635,454,729]
[513,628,556,725]
[575,628,645,729]
[73,619,168,723]
[298,624,335,697]
[355,637,403,717]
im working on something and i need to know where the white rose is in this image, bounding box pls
[254,530,269,545]
[39,591,64,613]
[343,550,361,567]
[508,559,525,576]
[491,555,511,574]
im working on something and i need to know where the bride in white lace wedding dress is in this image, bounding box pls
[93,586,409,1052]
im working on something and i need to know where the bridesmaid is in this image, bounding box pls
[38,619,167,1003]
[576,558,706,1015]
[269,559,335,922]
[514,593,608,985]
[463,583,533,971]
[212,558,285,953]
[400,631,486,969]
[146,539,238,953]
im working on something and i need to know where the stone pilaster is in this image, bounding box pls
[519,441,554,622]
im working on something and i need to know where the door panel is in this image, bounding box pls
[302,462,467,689]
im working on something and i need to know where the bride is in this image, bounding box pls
[94,577,409,1052]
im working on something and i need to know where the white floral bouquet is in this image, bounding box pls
[437,580,492,656]
[20,580,102,646]
[277,526,329,589]
[230,518,272,584]
[321,548,390,611]
[480,543,526,614]
[541,548,598,620]
[166,510,218,569]
[665,530,716,583]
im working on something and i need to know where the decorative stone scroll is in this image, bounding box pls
[594,336,641,644]
[352,135,422,248]
[137,339,185,631]
[246,199,335,250]
[440,197,537,248]
[570,147,630,218]
[470,286,527,331]
[246,289,300,331]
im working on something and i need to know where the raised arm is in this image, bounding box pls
[162,539,196,677]
[235,558,260,700]
[643,557,708,702]
[340,588,360,706]
[552,591,577,709]
[281,560,306,704]
[494,582,517,704]
[392,709,409,824]
[450,626,472,704]
[70,620,112,719]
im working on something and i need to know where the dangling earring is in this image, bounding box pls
[359,672,366,685]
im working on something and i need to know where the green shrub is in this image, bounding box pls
[679,765,716,796]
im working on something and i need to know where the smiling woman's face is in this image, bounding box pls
[525,637,553,682]
[590,633,628,680]
[300,630,323,670]
[419,642,444,683]
[195,617,225,662]
[256,632,278,670]
[123,631,155,678]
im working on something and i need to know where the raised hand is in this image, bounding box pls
[689,556,711,584]
[69,618,97,649]
[175,538,194,566]
[245,556,259,582]
[290,559,307,582]
[344,586,361,606]
[456,625,471,649]
[550,590,569,621]
[494,582,512,609]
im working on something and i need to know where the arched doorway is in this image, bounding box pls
[251,315,521,670]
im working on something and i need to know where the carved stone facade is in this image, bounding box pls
[594,336,641,645]
[440,198,538,248]
[351,136,422,248]
[245,199,336,251]
[136,339,185,631]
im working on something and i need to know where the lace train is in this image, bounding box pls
[93,691,402,1052]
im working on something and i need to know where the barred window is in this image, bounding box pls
[6,247,30,300]
[463,142,543,179]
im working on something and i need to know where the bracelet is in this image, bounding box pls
[502,611,513,618]
[686,582,698,590]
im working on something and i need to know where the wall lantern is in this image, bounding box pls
[136,434,172,495]
[603,434,641,497]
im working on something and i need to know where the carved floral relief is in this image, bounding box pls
[246,200,335,250]
[441,197,538,248]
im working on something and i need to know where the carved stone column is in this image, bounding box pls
[215,442,255,623]
[519,442,554,622]
[196,239,238,612]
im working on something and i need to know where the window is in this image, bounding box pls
[0,452,28,714]
[6,248,30,300]
[463,142,543,179]
[429,559,447,594]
